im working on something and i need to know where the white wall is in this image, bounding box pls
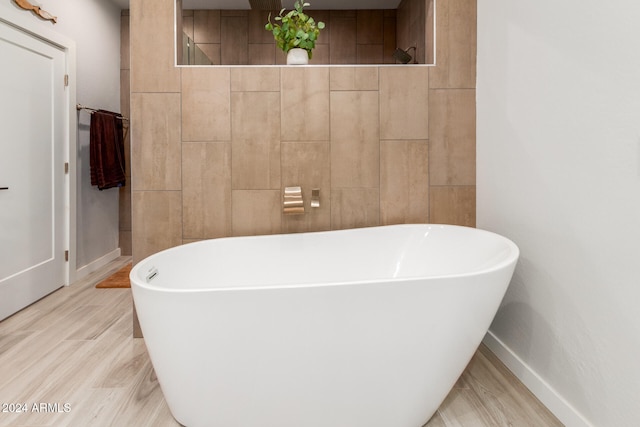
[477,1,640,426]
[0,1,122,272]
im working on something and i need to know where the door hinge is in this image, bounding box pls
[64,162,69,174]
[64,74,69,87]
[65,250,69,262]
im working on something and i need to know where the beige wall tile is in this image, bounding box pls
[119,230,132,256]
[183,238,203,245]
[397,0,428,64]
[329,67,378,91]
[176,0,183,63]
[429,186,476,227]
[120,69,131,176]
[120,14,130,70]
[232,190,281,236]
[132,191,182,264]
[120,21,131,258]
[281,142,331,233]
[120,69,130,117]
[413,0,427,64]
[330,17,357,64]
[194,10,220,44]
[331,188,380,230]
[383,16,397,64]
[130,0,180,92]
[231,92,281,190]
[429,89,476,186]
[131,93,181,191]
[275,49,287,65]
[248,44,276,65]
[182,239,206,245]
[119,186,132,231]
[281,67,330,141]
[182,143,232,239]
[380,140,429,224]
[426,0,435,65]
[396,0,410,58]
[357,44,384,64]
[429,0,477,88]
[231,67,280,92]
[181,67,231,142]
[357,10,384,44]
[310,44,330,65]
[221,10,248,17]
[221,16,248,65]
[249,10,276,44]
[330,91,380,188]
[380,67,429,140]
[330,9,356,19]
[313,10,330,41]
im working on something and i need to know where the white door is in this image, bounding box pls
[0,19,68,321]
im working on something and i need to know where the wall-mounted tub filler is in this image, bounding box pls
[130,224,520,427]
[283,186,304,215]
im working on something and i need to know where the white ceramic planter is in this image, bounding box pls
[286,48,309,65]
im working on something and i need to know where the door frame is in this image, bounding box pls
[0,8,77,286]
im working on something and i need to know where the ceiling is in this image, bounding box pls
[109,0,402,10]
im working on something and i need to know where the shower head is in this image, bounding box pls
[393,46,417,64]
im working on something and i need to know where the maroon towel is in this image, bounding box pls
[90,110,126,190]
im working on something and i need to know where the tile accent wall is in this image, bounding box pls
[129,0,477,265]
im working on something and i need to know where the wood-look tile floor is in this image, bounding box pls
[0,257,563,427]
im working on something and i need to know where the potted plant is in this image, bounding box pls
[265,1,325,65]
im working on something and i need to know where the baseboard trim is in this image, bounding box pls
[483,331,593,427]
[75,248,121,281]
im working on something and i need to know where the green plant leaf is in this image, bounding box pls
[264,1,324,59]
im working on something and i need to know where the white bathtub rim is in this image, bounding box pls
[131,267,516,294]
[130,224,519,293]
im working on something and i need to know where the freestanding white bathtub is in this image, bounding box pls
[130,224,519,427]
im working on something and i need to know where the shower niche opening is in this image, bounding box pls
[176,0,435,66]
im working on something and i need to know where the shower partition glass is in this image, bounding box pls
[182,32,213,65]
